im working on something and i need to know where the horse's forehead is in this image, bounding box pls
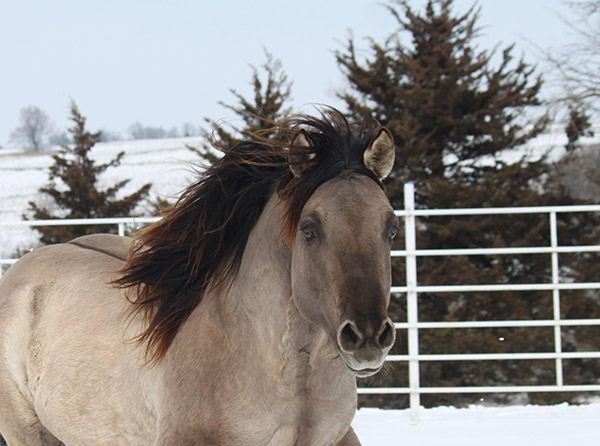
[303,174,391,223]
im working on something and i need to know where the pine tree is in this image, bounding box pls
[190,50,293,162]
[336,0,600,408]
[27,102,152,245]
[565,102,594,152]
[337,0,548,204]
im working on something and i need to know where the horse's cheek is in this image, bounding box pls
[291,251,330,323]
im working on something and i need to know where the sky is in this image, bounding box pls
[0,0,575,148]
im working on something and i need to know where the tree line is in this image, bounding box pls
[7,107,204,151]
[16,0,600,408]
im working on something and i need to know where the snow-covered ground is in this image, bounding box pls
[353,403,599,445]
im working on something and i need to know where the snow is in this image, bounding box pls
[0,137,205,258]
[353,403,599,445]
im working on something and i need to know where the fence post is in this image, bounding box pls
[549,211,564,386]
[404,182,421,424]
[118,223,125,237]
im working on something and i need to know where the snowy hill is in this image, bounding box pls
[477,123,599,165]
[0,137,206,258]
[1,125,600,260]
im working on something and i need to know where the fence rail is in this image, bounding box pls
[1,184,600,423]
[362,183,600,423]
[0,217,160,273]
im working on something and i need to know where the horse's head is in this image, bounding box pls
[286,125,397,378]
[116,109,398,371]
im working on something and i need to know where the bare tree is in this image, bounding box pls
[9,105,55,151]
[127,121,170,140]
[545,1,600,114]
[181,122,199,137]
[552,143,600,200]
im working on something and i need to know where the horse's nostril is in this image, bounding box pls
[339,322,361,352]
[377,320,395,349]
[344,325,359,344]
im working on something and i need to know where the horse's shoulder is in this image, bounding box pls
[67,234,132,262]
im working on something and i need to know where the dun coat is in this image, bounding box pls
[0,111,397,446]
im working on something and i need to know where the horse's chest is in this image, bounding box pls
[163,324,357,445]
[235,398,353,446]
[231,363,357,446]
[262,422,337,446]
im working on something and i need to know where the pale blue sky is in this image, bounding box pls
[0,0,572,147]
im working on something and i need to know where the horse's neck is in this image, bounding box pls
[219,193,316,361]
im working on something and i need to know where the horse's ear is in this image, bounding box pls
[364,128,395,180]
[289,130,316,177]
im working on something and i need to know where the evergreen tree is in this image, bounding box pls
[27,102,152,245]
[336,0,600,408]
[190,50,293,162]
[565,102,594,152]
[337,0,548,203]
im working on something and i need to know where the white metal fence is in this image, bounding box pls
[357,183,600,423]
[1,184,600,423]
[0,217,159,273]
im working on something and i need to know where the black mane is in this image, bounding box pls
[114,109,385,363]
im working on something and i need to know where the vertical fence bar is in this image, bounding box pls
[118,223,125,237]
[549,211,564,386]
[404,183,421,424]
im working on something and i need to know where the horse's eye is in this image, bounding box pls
[389,226,399,241]
[302,226,317,244]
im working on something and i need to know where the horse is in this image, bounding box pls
[0,110,398,446]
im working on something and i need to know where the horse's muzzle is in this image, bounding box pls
[336,318,395,377]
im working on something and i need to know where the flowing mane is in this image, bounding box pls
[114,110,385,363]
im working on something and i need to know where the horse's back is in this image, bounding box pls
[67,233,131,261]
[0,234,154,445]
[0,233,131,317]
[0,233,131,320]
